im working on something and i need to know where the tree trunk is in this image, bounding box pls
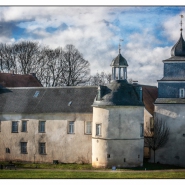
[154,150,155,163]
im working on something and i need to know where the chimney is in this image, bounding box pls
[10,70,14,75]
[30,73,36,78]
[133,81,138,85]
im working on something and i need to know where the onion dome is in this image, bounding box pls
[171,32,185,57]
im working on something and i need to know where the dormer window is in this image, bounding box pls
[179,88,184,98]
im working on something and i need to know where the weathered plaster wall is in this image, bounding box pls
[152,104,185,167]
[92,106,144,168]
[0,113,92,163]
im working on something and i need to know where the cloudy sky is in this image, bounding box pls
[0,6,185,86]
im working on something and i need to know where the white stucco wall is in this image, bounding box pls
[92,106,144,168]
[0,113,92,164]
[153,104,185,167]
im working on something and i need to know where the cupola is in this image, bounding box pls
[110,40,128,80]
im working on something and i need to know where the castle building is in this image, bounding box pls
[92,51,144,168]
[0,45,156,167]
[154,28,185,167]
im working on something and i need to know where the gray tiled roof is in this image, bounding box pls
[171,32,185,57]
[92,80,144,106]
[155,98,185,104]
[0,86,97,114]
[110,54,128,67]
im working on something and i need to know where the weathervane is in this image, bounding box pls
[119,39,123,54]
[180,14,184,32]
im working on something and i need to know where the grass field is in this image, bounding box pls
[0,161,185,179]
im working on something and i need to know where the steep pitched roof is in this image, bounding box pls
[0,73,42,87]
[0,86,97,114]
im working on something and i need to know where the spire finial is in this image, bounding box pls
[180,14,184,32]
[119,39,123,54]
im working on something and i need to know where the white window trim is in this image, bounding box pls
[85,121,92,135]
[179,88,185,98]
[96,123,102,136]
[68,121,75,134]
[140,123,144,137]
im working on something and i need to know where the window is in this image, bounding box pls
[12,121,18,133]
[0,121,1,132]
[68,121,74,134]
[39,121,45,133]
[6,148,10,153]
[96,124,101,136]
[179,88,185,98]
[21,142,27,154]
[22,121,27,132]
[140,123,144,137]
[39,143,46,154]
[85,121,92,134]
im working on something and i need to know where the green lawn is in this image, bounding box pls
[0,169,185,179]
[0,161,185,179]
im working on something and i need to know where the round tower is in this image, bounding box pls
[92,45,144,168]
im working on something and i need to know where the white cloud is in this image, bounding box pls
[0,7,182,87]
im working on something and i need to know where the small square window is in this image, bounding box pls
[22,121,27,132]
[39,143,46,154]
[96,124,101,136]
[21,142,27,154]
[39,121,45,133]
[6,148,10,153]
[68,121,74,134]
[12,121,18,133]
[85,121,92,134]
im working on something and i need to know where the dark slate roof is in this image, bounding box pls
[92,80,144,106]
[110,53,128,67]
[142,85,158,115]
[0,73,42,87]
[155,98,185,104]
[0,86,97,114]
[163,56,185,62]
[171,32,185,57]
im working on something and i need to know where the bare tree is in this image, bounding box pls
[0,43,17,72]
[62,44,90,86]
[14,41,43,74]
[89,72,111,86]
[144,117,170,163]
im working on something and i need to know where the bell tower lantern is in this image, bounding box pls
[110,40,128,80]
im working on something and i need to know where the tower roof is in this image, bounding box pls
[110,53,128,67]
[171,32,185,57]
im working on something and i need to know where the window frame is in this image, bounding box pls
[39,121,45,133]
[39,142,46,155]
[0,120,1,132]
[21,120,27,132]
[96,123,102,136]
[179,88,185,98]
[68,121,75,134]
[12,121,18,133]
[21,142,27,154]
[140,123,144,137]
[85,121,92,135]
